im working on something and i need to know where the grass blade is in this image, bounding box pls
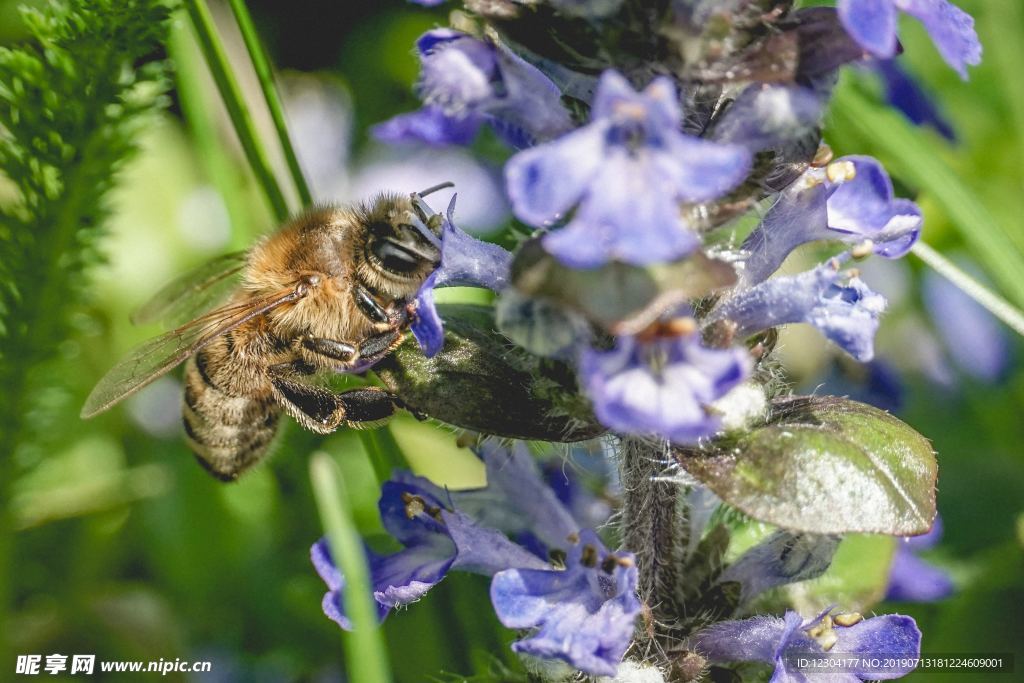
[226,0,314,207]
[310,452,392,683]
[182,0,290,222]
[169,18,260,247]
[357,427,407,484]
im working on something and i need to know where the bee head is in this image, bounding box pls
[363,195,442,283]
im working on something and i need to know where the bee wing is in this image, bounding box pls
[82,284,307,418]
[131,251,249,327]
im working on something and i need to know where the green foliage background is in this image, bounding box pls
[0,1,1021,681]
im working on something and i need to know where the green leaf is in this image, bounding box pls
[375,304,604,442]
[676,396,937,535]
[511,239,737,334]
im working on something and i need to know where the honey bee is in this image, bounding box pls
[81,185,451,481]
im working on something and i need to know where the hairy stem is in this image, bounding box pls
[619,436,683,646]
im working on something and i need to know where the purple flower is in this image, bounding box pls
[542,447,615,534]
[837,0,981,79]
[440,441,581,554]
[373,106,480,147]
[718,531,840,604]
[711,84,823,152]
[580,320,752,443]
[693,608,922,681]
[742,156,922,285]
[312,474,547,630]
[410,195,512,356]
[872,59,956,141]
[711,261,888,363]
[820,358,906,413]
[505,70,751,268]
[373,30,572,148]
[923,266,1010,383]
[886,516,954,602]
[490,529,641,676]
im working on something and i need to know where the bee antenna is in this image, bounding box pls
[416,181,454,198]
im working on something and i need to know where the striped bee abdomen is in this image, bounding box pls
[182,350,281,481]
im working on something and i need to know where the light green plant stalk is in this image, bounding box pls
[310,452,393,683]
[182,0,290,222]
[169,17,260,248]
[0,0,176,665]
[911,242,1024,338]
[357,425,408,483]
[227,0,313,207]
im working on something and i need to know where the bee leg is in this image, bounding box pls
[353,328,404,365]
[334,387,405,427]
[268,372,403,433]
[296,329,404,372]
[293,331,400,376]
[299,337,358,363]
[353,283,391,324]
[268,373,348,434]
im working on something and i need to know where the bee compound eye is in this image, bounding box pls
[371,238,432,275]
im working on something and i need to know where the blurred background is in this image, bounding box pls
[1,0,1022,681]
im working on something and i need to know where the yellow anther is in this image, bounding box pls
[812,144,834,168]
[834,612,864,627]
[807,614,833,638]
[664,317,698,337]
[826,160,857,184]
[405,495,425,520]
[851,240,875,259]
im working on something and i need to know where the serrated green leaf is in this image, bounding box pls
[676,396,937,535]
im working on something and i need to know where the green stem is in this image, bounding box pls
[911,242,1024,339]
[372,426,407,472]
[169,17,258,248]
[227,0,313,207]
[356,427,406,484]
[182,0,290,222]
[310,452,392,683]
